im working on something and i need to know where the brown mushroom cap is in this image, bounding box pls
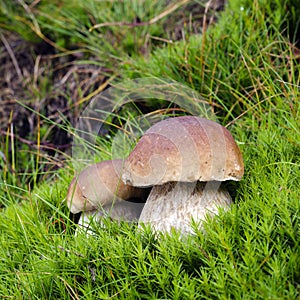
[67,159,148,214]
[122,116,244,187]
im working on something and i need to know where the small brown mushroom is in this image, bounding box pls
[66,159,150,232]
[122,116,244,234]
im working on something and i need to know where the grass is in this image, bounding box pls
[0,0,300,298]
[1,0,203,66]
[1,102,299,299]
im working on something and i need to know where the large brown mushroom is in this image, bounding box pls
[122,116,244,234]
[66,159,150,232]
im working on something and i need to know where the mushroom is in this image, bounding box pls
[66,159,150,233]
[122,116,244,234]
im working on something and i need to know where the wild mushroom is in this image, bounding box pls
[122,116,244,234]
[66,159,150,232]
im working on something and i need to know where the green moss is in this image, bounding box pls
[0,0,299,298]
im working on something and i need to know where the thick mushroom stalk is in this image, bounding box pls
[122,116,244,234]
[138,181,232,234]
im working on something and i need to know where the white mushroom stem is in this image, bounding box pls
[138,181,232,235]
[76,201,145,235]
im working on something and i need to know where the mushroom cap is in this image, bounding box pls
[66,159,148,214]
[122,116,244,187]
